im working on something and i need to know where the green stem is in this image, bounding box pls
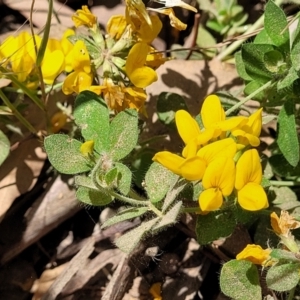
[217,0,285,60]
[181,206,201,214]
[0,89,37,134]
[148,202,163,217]
[287,286,296,300]
[269,180,300,186]
[225,81,272,116]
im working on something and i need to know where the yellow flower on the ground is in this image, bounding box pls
[236,244,272,265]
[72,5,97,28]
[235,149,268,211]
[125,42,157,88]
[271,211,300,237]
[199,156,235,211]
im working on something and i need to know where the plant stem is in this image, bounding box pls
[0,89,37,134]
[225,81,272,116]
[148,202,163,217]
[181,206,201,214]
[217,0,285,61]
[269,180,300,186]
[287,287,296,300]
[109,190,148,207]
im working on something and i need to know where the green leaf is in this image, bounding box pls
[152,201,182,232]
[270,249,300,263]
[196,210,236,244]
[241,44,274,83]
[0,130,10,166]
[44,134,92,174]
[157,92,188,125]
[244,81,265,101]
[264,1,289,51]
[235,51,252,81]
[254,29,273,45]
[263,50,285,74]
[269,154,300,177]
[291,20,300,71]
[115,217,159,254]
[115,162,132,195]
[145,162,178,203]
[220,260,261,300]
[76,186,113,206]
[105,167,118,186]
[266,263,300,291]
[277,98,299,167]
[101,207,148,229]
[74,91,110,154]
[271,186,300,210]
[277,67,298,91]
[109,109,138,161]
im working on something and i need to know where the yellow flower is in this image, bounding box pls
[235,149,268,211]
[270,211,300,237]
[62,70,93,95]
[125,0,152,28]
[199,156,235,211]
[0,32,40,82]
[232,108,263,148]
[72,6,97,28]
[95,78,147,112]
[125,42,157,88]
[42,38,65,85]
[66,40,91,73]
[107,15,127,40]
[51,111,67,133]
[236,244,272,266]
[137,15,162,43]
[80,140,95,157]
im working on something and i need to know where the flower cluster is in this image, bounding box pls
[0,30,74,88]
[153,95,269,212]
[236,211,300,266]
[0,1,197,114]
[61,2,197,112]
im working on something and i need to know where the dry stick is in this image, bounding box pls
[185,13,201,60]
[41,237,95,300]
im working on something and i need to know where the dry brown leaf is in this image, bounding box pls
[0,138,46,221]
[3,0,75,28]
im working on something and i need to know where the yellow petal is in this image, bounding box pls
[62,70,93,95]
[71,40,91,73]
[180,156,206,181]
[182,138,198,158]
[197,138,237,164]
[235,149,262,190]
[126,42,148,75]
[42,50,65,85]
[199,188,223,211]
[80,140,94,156]
[107,15,127,39]
[72,5,97,28]
[138,15,162,43]
[201,95,225,128]
[175,110,201,144]
[237,183,268,211]
[129,66,157,88]
[236,244,271,265]
[152,151,184,175]
[202,156,235,196]
[248,108,263,137]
